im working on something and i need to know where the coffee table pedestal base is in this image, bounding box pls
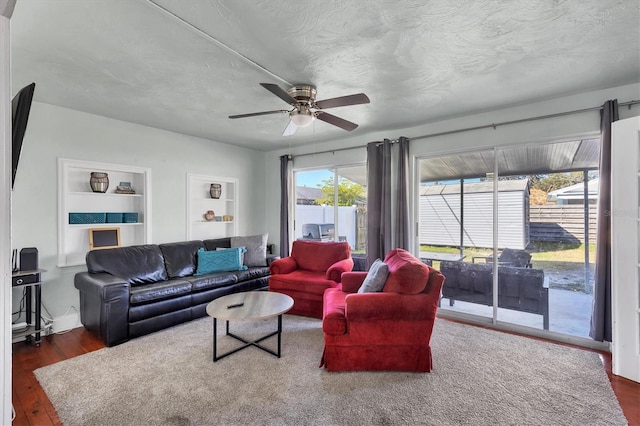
[213,315,283,362]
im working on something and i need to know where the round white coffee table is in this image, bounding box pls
[206,291,294,362]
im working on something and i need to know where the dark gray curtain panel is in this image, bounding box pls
[366,140,393,266]
[395,136,410,250]
[590,99,618,342]
[279,154,292,258]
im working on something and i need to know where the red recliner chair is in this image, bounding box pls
[320,248,445,372]
[269,240,354,318]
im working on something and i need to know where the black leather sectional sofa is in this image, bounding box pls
[74,238,275,346]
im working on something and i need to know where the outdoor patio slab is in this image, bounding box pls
[441,288,592,338]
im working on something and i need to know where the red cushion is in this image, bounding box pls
[326,257,354,283]
[340,272,367,293]
[382,248,430,294]
[269,270,338,296]
[291,240,351,272]
[322,288,347,335]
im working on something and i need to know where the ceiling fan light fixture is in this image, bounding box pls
[231,83,367,133]
[290,108,315,127]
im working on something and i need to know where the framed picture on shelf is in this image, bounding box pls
[89,227,121,250]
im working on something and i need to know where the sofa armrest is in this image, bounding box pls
[75,272,129,299]
[326,258,355,283]
[266,255,281,266]
[345,292,434,321]
[269,256,298,275]
[74,272,131,346]
[340,272,367,293]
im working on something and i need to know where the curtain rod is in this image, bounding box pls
[293,99,640,158]
[411,99,640,141]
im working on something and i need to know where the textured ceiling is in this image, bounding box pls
[10,0,640,151]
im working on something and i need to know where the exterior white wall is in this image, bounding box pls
[294,205,356,248]
[419,191,527,249]
[10,102,266,326]
[264,83,640,254]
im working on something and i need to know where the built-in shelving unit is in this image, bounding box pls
[187,174,237,240]
[57,158,152,267]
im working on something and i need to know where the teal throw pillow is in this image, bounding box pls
[357,258,389,293]
[195,247,248,276]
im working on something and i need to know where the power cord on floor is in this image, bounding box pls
[39,302,80,334]
[53,305,80,335]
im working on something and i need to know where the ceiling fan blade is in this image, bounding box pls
[260,83,298,106]
[316,112,359,131]
[228,110,288,119]
[282,120,298,136]
[315,93,370,109]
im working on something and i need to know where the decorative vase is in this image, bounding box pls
[204,210,215,221]
[210,183,222,199]
[90,172,109,193]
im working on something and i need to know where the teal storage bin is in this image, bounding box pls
[106,213,123,223]
[123,212,139,223]
[69,212,106,224]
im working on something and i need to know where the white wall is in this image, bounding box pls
[264,83,640,253]
[11,102,267,327]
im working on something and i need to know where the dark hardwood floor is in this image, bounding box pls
[11,325,640,425]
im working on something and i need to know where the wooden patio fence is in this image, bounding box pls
[529,205,598,243]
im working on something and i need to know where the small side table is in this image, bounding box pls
[12,269,46,346]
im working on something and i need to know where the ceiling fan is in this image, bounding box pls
[229,83,370,135]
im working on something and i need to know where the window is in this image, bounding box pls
[294,165,367,256]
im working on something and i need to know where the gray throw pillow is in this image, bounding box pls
[357,258,389,293]
[231,234,268,267]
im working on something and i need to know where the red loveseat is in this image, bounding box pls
[321,248,445,372]
[269,240,354,318]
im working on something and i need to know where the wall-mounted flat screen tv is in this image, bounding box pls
[11,82,36,189]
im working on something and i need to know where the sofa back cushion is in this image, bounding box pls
[203,237,231,251]
[382,248,430,294]
[291,240,351,272]
[86,244,168,285]
[159,240,204,278]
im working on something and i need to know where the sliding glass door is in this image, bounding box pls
[495,143,597,337]
[418,138,599,339]
[418,149,495,321]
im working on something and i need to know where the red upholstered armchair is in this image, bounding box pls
[321,248,445,372]
[269,240,353,318]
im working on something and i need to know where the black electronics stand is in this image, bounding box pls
[12,269,46,346]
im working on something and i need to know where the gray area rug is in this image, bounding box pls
[35,316,627,426]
